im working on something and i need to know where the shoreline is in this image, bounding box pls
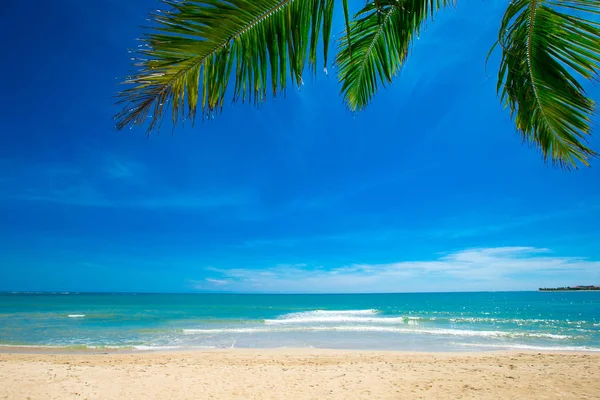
[1,344,599,356]
[1,349,598,399]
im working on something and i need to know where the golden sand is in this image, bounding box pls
[0,349,598,399]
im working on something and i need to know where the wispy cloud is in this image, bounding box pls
[4,186,252,210]
[205,278,230,286]
[196,247,600,293]
[427,203,600,239]
[103,154,146,180]
[283,165,436,212]
[234,202,600,248]
[0,156,254,210]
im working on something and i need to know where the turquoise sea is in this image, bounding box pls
[0,292,598,352]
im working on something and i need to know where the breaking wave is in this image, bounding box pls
[183,326,571,339]
[179,309,580,342]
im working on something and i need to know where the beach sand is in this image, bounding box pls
[0,349,598,399]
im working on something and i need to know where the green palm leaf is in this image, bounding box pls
[493,0,600,168]
[115,0,344,133]
[336,0,454,112]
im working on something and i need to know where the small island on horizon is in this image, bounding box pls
[539,285,600,292]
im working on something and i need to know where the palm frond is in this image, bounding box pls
[494,0,600,168]
[115,0,336,134]
[336,0,453,112]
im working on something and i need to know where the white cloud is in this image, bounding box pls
[205,278,230,285]
[198,247,600,293]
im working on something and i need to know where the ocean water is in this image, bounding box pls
[0,292,598,352]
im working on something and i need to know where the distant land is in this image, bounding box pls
[539,285,600,292]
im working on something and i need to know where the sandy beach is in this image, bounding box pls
[0,349,598,399]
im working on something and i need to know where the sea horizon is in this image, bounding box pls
[0,289,572,295]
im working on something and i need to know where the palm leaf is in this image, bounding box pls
[336,0,454,112]
[114,0,338,134]
[493,0,600,168]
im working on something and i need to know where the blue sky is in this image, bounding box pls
[0,0,599,293]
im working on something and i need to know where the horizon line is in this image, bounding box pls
[0,289,562,295]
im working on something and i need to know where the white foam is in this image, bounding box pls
[266,309,384,325]
[185,328,266,334]
[67,314,85,318]
[264,316,406,325]
[266,310,441,327]
[449,317,566,325]
[183,326,571,339]
[0,343,215,351]
[0,344,64,348]
[132,345,183,351]
[0,344,122,349]
[453,342,600,352]
[296,309,378,316]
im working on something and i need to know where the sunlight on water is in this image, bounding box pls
[0,292,598,352]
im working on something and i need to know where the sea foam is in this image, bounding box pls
[265,309,382,324]
[184,308,574,340]
[183,325,572,339]
[453,342,600,352]
[264,316,406,325]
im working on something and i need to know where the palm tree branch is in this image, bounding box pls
[341,0,352,58]
[336,0,453,112]
[121,0,295,129]
[493,0,600,168]
[115,0,335,134]
[525,0,552,144]
[351,6,397,106]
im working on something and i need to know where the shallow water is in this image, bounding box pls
[0,292,598,351]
